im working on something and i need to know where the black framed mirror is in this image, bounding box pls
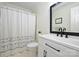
[50,2,79,36]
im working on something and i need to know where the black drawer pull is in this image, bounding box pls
[45,43,60,52]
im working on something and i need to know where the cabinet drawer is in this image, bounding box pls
[44,39,79,57]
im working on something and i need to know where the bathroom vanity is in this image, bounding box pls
[38,34,79,57]
[38,2,79,57]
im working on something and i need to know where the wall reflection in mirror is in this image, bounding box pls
[52,2,79,33]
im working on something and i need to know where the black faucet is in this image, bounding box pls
[57,27,63,37]
[63,28,68,38]
[57,27,68,38]
[63,28,66,32]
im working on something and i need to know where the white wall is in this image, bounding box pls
[36,2,54,34]
[36,2,55,41]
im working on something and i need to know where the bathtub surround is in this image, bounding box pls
[0,6,36,57]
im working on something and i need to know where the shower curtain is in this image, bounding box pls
[0,6,36,56]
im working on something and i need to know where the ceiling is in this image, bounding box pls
[6,2,48,13]
[1,2,55,13]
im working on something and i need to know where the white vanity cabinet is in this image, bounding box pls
[38,35,79,57]
[38,37,58,57]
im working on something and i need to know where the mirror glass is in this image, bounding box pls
[52,2,79,33]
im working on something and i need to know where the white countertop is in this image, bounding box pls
[39,34,79,51]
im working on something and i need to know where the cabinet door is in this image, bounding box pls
[38,44,46,57]
[45,39,79,57]
[38,37,58,57]
[38,36,45,57]
[45,46,58,57]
